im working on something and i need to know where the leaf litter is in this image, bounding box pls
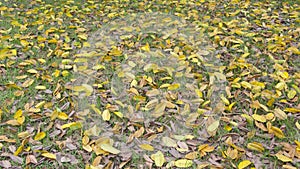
[0,0,299,168]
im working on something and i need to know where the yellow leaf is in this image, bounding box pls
[78,34,88,40]
[62,70,69,77]
[224,125,233,131]
[28,107,40,113]
[14,109,22,119]
[251,100,261,109]
[90,104,101,115]
[14,90,24,97]
[238,160,252,169]
[220,94,230,105]
[53,69,60,77]
[186,113,200,126]
[100,143,120,154]
[291,84,300,93]
[151,151,165,167]
[160,83,171,88]
[0,49,17,60]
[17,116,25,125]
[184,135,194,140]
[185,151,198,160]
[102,109,110,121]
[35,85,47,90]
[61,122,82,129]
[58,112,68,120]
[275,153,292,162]
[83,145,93,152]
[174,159,193,168]
[252,114,266,123]
[296,121,300,130]
[82,135,89,145]
[287,46,300,54]
[214,72,226,81]
[168,83,180,90]
[72,86,86,92]
[133,127,144,138]
[34,132,46,141]
[14,145,24,156]
[42,152,56,160]
[20,40,30,47]
[61,122,75,129]
[284,107,300,113]
[274,108,287,120]
[27,69,38,74]
[145,99,159,110]
[113,111,123,118]
[74,58,88,63]
[277,71,289,79]
[270,126,285,139]
[152,102,166,118]
[207,120,220,132]
[22,79,34,88]
[139,144,154,151]
[241,114,253,124]
[247,142,264,152]
[228,102,236,111]
[162,136,177,147]
[141,43,150,52]
[287,89,297,99]
[197,163,210,169]
[144,63,156,72]
[265,113,274,121]
[259,103,269,112]
[240,81,251,89]
[18,131,29,138]
[82,84,93,96]
[241,52,250,58]
[282,165,297,169]
[275,82,285,90]
[92,64,105,70]
[50,110,59,121]
[202,145,215,153]
[195,89,203,98]
[225,147,238,159]
[198,144,209,151]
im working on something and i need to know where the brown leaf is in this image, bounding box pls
[0,160,11,168]
[26,155,38,164]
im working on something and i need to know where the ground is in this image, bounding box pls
[0,0,299,169]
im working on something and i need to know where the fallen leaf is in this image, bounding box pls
[26,155,38,164]
[162,136,177,148]
[207,120,220,133]
[274,108,287,120]
[269,126,285,139]
[102,109,110,121]
[275,153,292,162]
[252,114,266,123]
[247,142,264,152]
[238,160,252,169]
[152,102,166,118]
[174,159,193,168]
[139,144,154,151]
[151,151,165,167]
[34,132,46,141]
[100,144,120,154]
[42,152,56,160]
